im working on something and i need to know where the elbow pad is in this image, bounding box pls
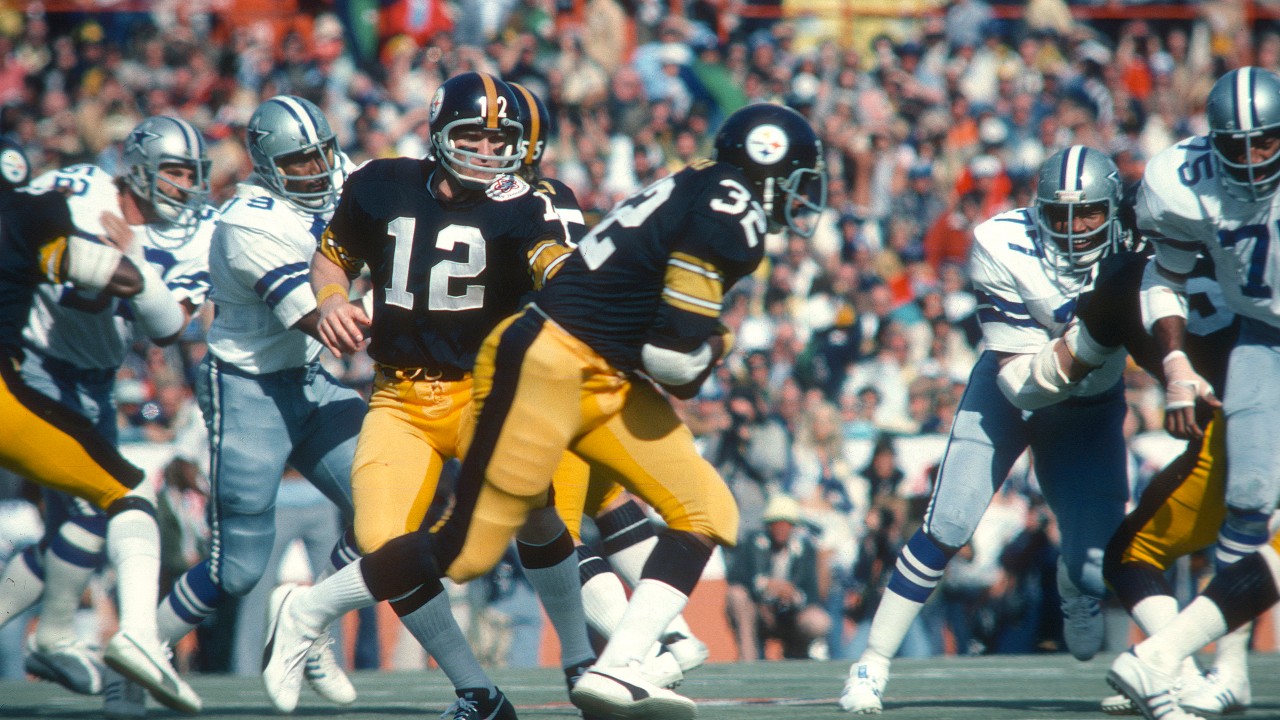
[131,259,185,339]
[1140,261,1188,332]
[997,342,1074,411]
[641,341,713,387]
[65,236,124,293]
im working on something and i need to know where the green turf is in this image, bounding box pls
[2,653,1278,720]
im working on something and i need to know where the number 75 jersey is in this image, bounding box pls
[1137,134,1280,328]
[320,157,572,372]
[536,160,767,374]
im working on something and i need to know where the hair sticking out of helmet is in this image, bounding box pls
[0,138,30,192]
[428,72,525,189]
[122,115,211,226]
[1033,145,1122,274]
[1206,66,1280,201]
[712,103,827,237]
[246,95,343,213]
[508,81,553,182]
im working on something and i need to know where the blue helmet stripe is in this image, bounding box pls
[271,96,318,144]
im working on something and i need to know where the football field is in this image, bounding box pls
[3,653,1279,720]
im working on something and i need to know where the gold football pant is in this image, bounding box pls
[438,308,738,583]
[1109,411,1227,571]
[551,451,626,542]
[0,358,141,509]
[350,370,475,553]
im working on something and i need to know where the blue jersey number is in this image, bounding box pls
[1217,223,1274,299]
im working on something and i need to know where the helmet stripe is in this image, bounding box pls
[1060,145,1085,192]
[512,83,540,164]
[479,73,500,129]
[272,96,319,144]
[171,116,203,158]
[1236,68,1256,132]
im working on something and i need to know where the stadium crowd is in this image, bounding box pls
[0,0,1269,678]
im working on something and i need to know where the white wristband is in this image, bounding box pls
[131,259,185,339]
[1140,262,1188,331]
[65,236,123,293]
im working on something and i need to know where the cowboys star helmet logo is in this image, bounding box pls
[745,124,789,165]
[127,128,162,154]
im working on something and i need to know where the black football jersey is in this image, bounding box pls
[0,189,80,359]
[322,159,570,372]
[534,177,587,245]
[536,160,767,373]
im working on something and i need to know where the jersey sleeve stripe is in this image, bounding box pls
[974,289,1030,317]
[664,258,724,314]
[252,262,308,297]
[529,238,573,289]
[38,237,69,284]
[669,252,720,276]
[261,274,308,309]
[662,288,721,317]
[977,307,1042,328]
[319,227,363,276]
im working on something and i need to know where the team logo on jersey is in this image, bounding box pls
[0,148,28,185]
[746,124,788,165]
[430,88,445,124]
[485,174,529,201]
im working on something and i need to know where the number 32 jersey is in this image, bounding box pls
[1137,135,1280,328]
[321,158,571,373]
[536,160,768,374]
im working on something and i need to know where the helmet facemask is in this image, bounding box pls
[129,157,211,228]
[777,160,828,238]
[1036,197,1117,270]
[1210,127,1280,201]
[433,120,524,189]
[265,137,342,212]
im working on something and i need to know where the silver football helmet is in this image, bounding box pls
[1206,66,1280,201]
[122,115,211,226]
[1034,145,1122,272]
[246,95,342,212]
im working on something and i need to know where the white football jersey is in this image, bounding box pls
[969,208,1095,354]
[206,178,330,373]
[22,164,215,369]
[1137,135,1280,329]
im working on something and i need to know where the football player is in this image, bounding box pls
[0,139,200,713]
[840,147,1133,714]
[0,116,215,705]
[143,95,363,715]
[262,102,826,720]
[1068,247,1244,716]
[508,80,707,681]
[1107,65,1280,720]
[267,71,585,719]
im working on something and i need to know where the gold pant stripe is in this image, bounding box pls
[0,361,137,510]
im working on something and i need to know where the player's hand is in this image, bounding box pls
[316,297,371,357]
[99,212,135,253]
[1162,350,1220,439]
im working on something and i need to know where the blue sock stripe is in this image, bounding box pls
[48,535,104,568]
[887,567,937,603]
[169,560,225,623]
[904,531,950,573]
[1219,523,1269,546]
[69,515,108,538]
[21,545,45,580]
[331,529,360,568]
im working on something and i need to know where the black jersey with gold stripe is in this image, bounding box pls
[535,160,767,374]
[0,188,79,359]
[322,158,571,373]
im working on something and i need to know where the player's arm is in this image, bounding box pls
[1142,253,1219,439]
[59,211,186,341]
[309,220,370,357]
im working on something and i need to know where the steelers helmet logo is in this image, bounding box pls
[0,147,28,186]
[745,124,788,165]
[429,87,445,124]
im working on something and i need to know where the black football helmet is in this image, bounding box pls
[0,137,30,191]
[508,81,553,175]
[713,103,826,237]
[429,72,524,188]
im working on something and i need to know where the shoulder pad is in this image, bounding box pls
[485,174,532,201]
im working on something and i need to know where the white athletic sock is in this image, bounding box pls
[581,569,629,638]
[399,591,492,692]
[607,535,655,587]
[597,579,686,668]
[0,551,44,631]
[1130,594,1180,636]
[34,551,96,647]
[1213,622,1252,680]
[861,590,924,667]
[524,550,595,668]
[105,508,161,644]
[155,600,198,646]
[1135,596,1228,675]
[291,560,374,634]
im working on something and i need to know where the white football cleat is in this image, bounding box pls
[261,584,321,713]
[1100,693,1138,715]
[103,631,200,714]
[1060,595,1105,661]
[641,648,684,689]
[304,630,356,705]
[1180,669,1250,716]
[661,631,709,673]
[1107,650,1205,720]
[571,662,697,720]
[25,635,105,695]
[839,661,888,714]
